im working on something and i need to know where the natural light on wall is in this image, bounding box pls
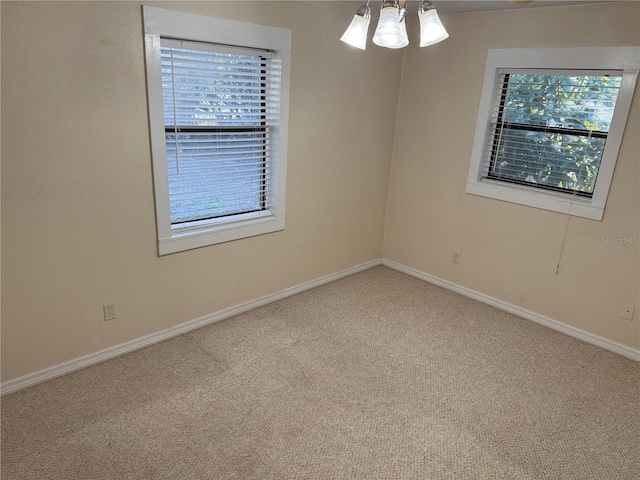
[341,0,448,50]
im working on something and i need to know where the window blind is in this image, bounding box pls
[160,39,281,226]
[483,70,622,197]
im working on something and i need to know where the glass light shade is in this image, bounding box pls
[419,9,449,47]
[340,13,371,50]
[400,16,409,48]
[387,18,409,49]
[373,7,404,48]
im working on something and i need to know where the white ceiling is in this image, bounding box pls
[346,0,621,15]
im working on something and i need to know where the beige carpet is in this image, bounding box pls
[2,266,639,479]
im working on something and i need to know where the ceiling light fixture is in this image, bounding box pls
[340,1,372,50]
[341,0,448,50]
[418,0,449,47]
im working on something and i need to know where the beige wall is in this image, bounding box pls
[0,1,403,381]
[2,1,639,384]
[384,2,640,349]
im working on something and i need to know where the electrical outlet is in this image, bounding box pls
[451,250,461,264]
[103,303,116,321]
[620,304,635,320]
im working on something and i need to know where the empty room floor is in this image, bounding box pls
[2,266,639,479]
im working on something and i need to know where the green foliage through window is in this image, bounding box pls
[487,72,622,196]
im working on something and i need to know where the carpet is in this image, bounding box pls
[2,266,639,479]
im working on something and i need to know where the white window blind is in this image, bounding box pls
[483,70,622,197]
[161,39,282,227]
[144,7,291,255]
[466,48,638,221]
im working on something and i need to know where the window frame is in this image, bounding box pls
[143,6,291,255]
[466,47,639,221]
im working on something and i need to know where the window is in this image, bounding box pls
[466,48,638,220]
[488,71,620,196]
[143,7,291,255]
[161,41,273,225]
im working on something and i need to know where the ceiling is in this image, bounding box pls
[345,0,620,15]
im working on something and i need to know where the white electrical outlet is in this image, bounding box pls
[620,304,635,320]
[103,303,116,321]
[451,250,461,264]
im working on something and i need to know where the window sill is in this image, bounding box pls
[465,179,604,220]
[158,213,285,255]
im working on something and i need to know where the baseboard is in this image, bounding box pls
[4,256,635,395]
[1,258,383,396]
[382,258,640,362]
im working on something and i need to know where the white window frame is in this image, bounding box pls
[143,6,291,255]
[466,47,639,221]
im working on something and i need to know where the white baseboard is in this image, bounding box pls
[4,256,636,395]
[382,258,640,362]
[0,259,383,396]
